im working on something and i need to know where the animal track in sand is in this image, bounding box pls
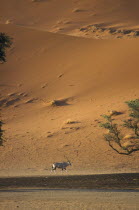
[25,98,38,104]
[41,83,48,89]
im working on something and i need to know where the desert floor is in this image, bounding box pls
[0,173,138,209]
[0,189,139,210]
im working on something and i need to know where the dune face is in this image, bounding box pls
[1,0,139,36]
[0,0,139,176]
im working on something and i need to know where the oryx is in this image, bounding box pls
[51,156,72,171]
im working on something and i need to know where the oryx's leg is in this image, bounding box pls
[62,167,67,172]
[51,165,56,172]
[61,167,65,173]
[53,168,56,173]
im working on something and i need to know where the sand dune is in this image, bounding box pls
[0,1,139,175]
[1,0,139,36]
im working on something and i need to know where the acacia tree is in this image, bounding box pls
[0,33,12,63]
[99,99,139,155]
[123,99,139,136]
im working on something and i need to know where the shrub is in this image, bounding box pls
[0,33,12,63]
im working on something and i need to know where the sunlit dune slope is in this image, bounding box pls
[0,24,139,175]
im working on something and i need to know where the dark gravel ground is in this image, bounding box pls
[0,173,139,190]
